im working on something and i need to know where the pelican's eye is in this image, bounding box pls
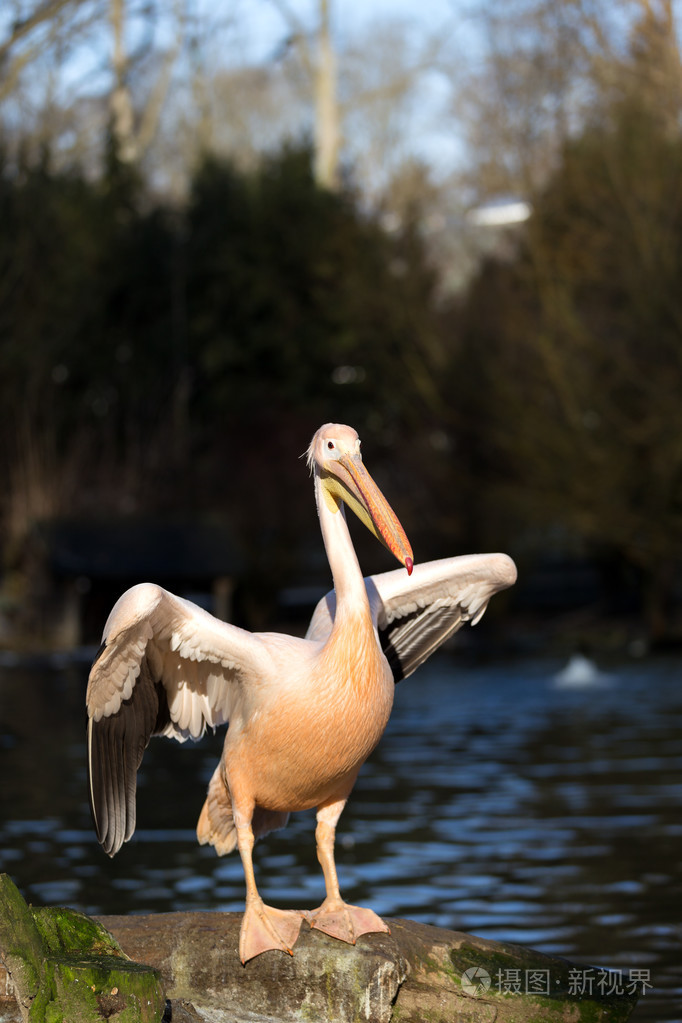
[327,440,335,450]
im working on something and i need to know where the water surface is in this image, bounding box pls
[0,653,680,1020]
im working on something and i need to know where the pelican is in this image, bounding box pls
[86,423,516,963]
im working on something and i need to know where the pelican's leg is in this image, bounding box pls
[306,796,390,943]
[234,806,305,963]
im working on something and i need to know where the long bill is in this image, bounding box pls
[321,452,414,574]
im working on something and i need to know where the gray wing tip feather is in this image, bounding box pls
[87,648,164,858]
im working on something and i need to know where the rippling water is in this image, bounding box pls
[0,653,680,1021]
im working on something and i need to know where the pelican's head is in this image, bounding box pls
[307,423,414,575]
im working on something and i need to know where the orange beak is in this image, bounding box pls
[330,452,414,574]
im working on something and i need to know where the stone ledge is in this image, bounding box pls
[1,880,640,1023]
[100,912,640,1022]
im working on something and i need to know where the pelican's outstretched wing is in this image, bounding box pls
[86,583,272,856]
[306,553,516,682]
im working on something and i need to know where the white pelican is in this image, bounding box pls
[86,423,516,963]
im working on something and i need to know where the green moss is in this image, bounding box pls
[32,907,127,959]
[0,874,45,1005]
[30,955,165,1023]
[392,924,638,1023]
[0,875,165,1022]
[446,940,638,1022]
[450,939,536,985]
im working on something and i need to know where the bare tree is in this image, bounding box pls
[109,0,135,161]
[0,0,105,158]
[313,0,339,188]
[0,0,91,102]
[0,0,190,171]
[0,0,461,208]
[454,0,651,201]
[266,0,456,193]
[108,0,188,165]
[265,0,340,188]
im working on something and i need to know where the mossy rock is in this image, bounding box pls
[0,872,44,1011]
[31,906,127,961]
[99,912,641,1023]
[3,878,641,1023]
[28,954,165,1023]
[392,919,640,1023]
[0,874,165,1023]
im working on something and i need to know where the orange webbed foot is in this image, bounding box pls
[240,899,306,963]
[305,899,390,944]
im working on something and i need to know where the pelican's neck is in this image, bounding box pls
[314,472,370,618]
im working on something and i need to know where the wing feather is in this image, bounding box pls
[306,553,516,683]
[370,553,516,682]
[86,582,272,857]
[379,599,465,682]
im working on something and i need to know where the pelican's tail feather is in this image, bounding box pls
[197,766,290,855]
[197,765,237,855]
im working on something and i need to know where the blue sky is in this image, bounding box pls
[227,0,475,176]
[237,0,463,59]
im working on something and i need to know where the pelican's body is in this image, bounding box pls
[201,613,392,822]
[87,424,516,961]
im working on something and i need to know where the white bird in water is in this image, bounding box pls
[553,651,609,688]
[86,423,516,963]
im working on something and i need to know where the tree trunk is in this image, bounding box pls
[313,0,340,190]
[110,0,137,163]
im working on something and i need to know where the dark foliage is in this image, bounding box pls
[455,93,682,637]
[3,100,682,641]
[0,144,455,614]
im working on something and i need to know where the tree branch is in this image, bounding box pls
[0,0,80,63]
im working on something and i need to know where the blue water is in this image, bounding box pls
[0,653,680,1020]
